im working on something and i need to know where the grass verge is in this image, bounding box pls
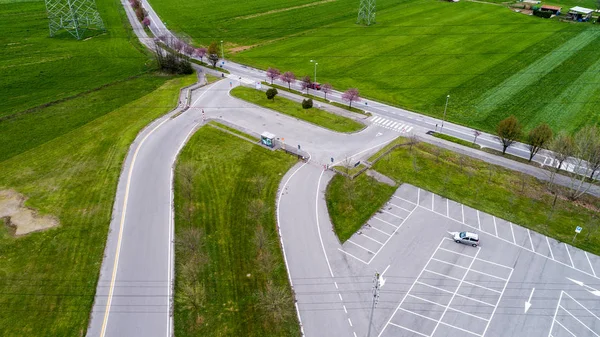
[0,73,196,336]
[371,138,600,255]
[432,132,482,150]
[173,126,300,336]
[264,82,369,115]
[326,174,397,243]
[230,86,364,133]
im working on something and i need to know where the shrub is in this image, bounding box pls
[302,98,313,109]
[266,88,278,101]
[533,10,553,18]
[135,7,145,21]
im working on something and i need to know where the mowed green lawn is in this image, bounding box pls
[173,126,300,336]
[0,0,152,117]
[0,74,195,336]
[147,0,600,134]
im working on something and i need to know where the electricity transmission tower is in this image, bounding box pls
[357,0,376,26]
[45,0,105,40]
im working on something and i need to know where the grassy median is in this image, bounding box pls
[0,73,196,336]
[326,174,397,243]
[230,86,364,133]
[173,127,300,336]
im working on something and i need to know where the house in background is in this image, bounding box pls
[541,5,561,15]
[568,6,593,21]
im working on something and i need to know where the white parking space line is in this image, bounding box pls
[469,268,509,281]
[373,216,398,229]
[493,217,498,237]
[394,192,600,281]
[417,188,420,205]
[388,322,429,337]
[548,291,563,337]
[389,202,413,212]
[408,294,447,308]
[510,223,516,244]
[398,307,436,322]
[482,268,513,336]
[423,270,502,294]
[430,247,481,336]
[528,229,535,252]
[555,320,577,337]
[361,234,384,245]
[416,281,453,294]
[446,198,449,217]
[475,257,514,270]
[455,293,496,307]
[547,236,555,260]
[381,209,405,220]
[565,243,574,268]
[448,306,490,322]
[438,247,474,259]
[431,257,468,270]
[560,305,600,337]
[347,240,376,254]
[369,225,391,236]
[337,248,369,264]
[586,252,597,277]
[462,204,465,224]
[394,195,416,205]
[378,238,446,337]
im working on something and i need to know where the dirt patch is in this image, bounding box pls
[0,190,59,236]
[234,0,337,20]
[229,45,256,53]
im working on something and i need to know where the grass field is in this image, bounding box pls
[326,174,397,242]
[148,0,600,134]
[0,73,195,336]
[230,86,364,132]
[173,126,300,336]
[367,138,600,255]
[0,0,152,117]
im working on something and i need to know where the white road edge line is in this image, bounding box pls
[547,237,555,260]
[493,217,498,237]
[510,223,516,244]
[276,154,312,336]
[99,98,202,337]
[528,229,535,252]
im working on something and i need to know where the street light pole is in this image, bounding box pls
[310,59,318,83]
[441,94,450,133]
[220,40,224,59]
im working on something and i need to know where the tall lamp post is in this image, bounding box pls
[310,59,318,83]
[220,40,224,59]
[440,94,450,133]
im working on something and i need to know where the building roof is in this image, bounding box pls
[261,131,275,139]
[541,5,561,10]
[570,6,593,14]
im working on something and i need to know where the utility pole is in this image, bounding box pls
[310,60,318,83]
[440,94,450,133]
[220,40,224,59]
[366,271,382,337]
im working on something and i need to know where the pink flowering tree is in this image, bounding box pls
[142,17,150,27]
[322,83,332,100]
[342,88,361,108]
[195,47,207,62]
[280,71,296,90]
[266,67,281,84]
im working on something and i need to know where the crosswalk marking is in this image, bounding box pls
[370,116,414,134]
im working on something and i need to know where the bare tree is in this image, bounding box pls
[408,134,420,152]
[266,67,280,85]
[252,175,268,195]
[280,71,296,90]
[322,83,332,100]
[178,164,195,225]
[473,130,481,145]
[432,146,442,163]
[183,44,195,57]
[587,143,600,180]
[248,199,266,221]
[172,39,184,53]
[527,123,553,162]
[176,281,206,312]
[300,75,312,95]
[566,126,600,200]
[342,88,361,109]
[256,280,294,324]
[496,115,522,155]
[548,133,575,172]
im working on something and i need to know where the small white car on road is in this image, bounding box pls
[449,231,479,247]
